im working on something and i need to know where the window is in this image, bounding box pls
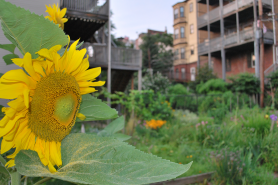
[190,24,194,34]
[175,68,179,79]
[174,8,178,19]
[180,27,185,38]
[181,48,185,59]
[180,7,184,17]
[175,49,179,60]
[247,52,255,68]
[175,29,179,39]
[181,27,184,38]
[191,46,194,55]
[181,68,186,80]
[226,58,231,72]
[189,3,193,12]
[190,67,196,81]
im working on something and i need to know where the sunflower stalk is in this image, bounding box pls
[0,155,6,165]
[10,170,21,185]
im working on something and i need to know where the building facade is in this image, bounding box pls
[173,0,199,82]
[196,0,276,79]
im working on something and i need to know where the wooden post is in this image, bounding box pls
[107,0,111,106]
[259,0,264,107]
[220,0,226,81]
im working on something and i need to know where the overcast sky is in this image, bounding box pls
[109,0,179,40]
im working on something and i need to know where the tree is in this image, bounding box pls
[140,33,173,73]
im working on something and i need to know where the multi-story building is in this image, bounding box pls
[196,0,276,80]
[172,0,199,82]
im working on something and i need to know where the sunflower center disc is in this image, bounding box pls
[28,72,81,142]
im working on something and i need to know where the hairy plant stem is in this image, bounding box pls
[10,171,21,185]
[34,177,52,185]
[0,155,6,165]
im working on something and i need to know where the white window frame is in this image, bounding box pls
[174,9,178,19]
[190,67,196,81]
[190,3,193,12]
[251,52,255,68]
[175,29,179,39]
[190,24,194,34]
[180,27,185,38]
[180,7,184,17]
[181,68,186,80]
[181,48,185,59]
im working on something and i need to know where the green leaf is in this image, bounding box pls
[3,53,19,65]
[98,116,125,136]
[0,44,16,53]
[0,0,68,58]
[113,133,131,141]
[77,94,118,122]
[0,73,3,78]
[15,134,192,185]
[98,116,131,141]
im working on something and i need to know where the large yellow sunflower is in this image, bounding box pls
[45,4,68,30]
[0,40,105,172]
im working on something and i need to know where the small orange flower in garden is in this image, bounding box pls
[190,155,192,158]
[146,119,166,129]
[179,162,182,164]
[45,4,68,30]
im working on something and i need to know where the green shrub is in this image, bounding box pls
[197,79,228,94]
[142,71,171,94]
[168,84,192,109]
[189,64,217,93]
[228,73,260,95]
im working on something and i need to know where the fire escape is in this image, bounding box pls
[60,0,142,93]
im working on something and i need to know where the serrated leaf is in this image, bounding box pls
[98,116,125,136]
[3,53,19,65]
[15,134,192,185]
[77,94,118,122]
[0,0,68,58]
[0,44,16,53]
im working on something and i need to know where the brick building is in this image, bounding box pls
[172,0,199,82]
[196,0,276,80]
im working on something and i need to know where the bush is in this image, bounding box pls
[228,73,260,95]
[168,84,191,109]
[197,79,228,94]
[142,71,171,94]
[189,64,217,93]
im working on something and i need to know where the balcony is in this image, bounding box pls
[61,0,108,16]
[198,28,273,55]
[197,0,272,28]
[60,0,109,41]
[81,43,142,71]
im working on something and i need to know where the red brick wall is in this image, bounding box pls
[211,46,273,79]
[174,62,197,82]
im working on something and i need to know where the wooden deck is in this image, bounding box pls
[82,42,142,71]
